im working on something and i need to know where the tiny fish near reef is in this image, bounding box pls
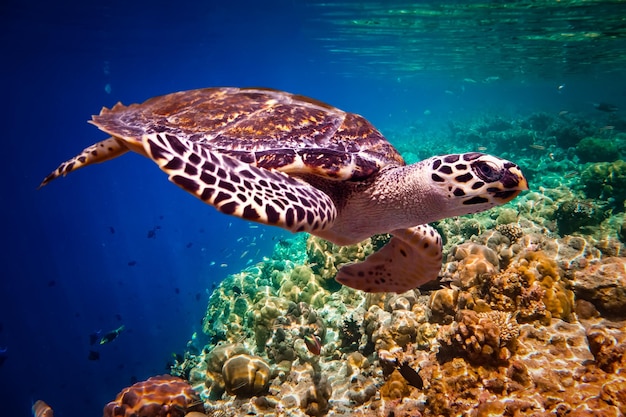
[39,87,527,293]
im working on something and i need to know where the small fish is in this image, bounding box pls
[564,171,580,179]
[304,334,322,355]
[209,261,216,266]
[557,84,565,91]
[100,325,125,345]
[127,260,137,266]
[32,400,54,417]
[87,350,100,361]
[598,125,615,132]
[186,242,193,248]
[240,250,249,259]
[477,146,488,151]
[249,224,259,229]
[529,144,545,150]
[558,110,569,116]
[220,263,228,268]
[147,229,156,239]
[109,226,115,234]
[463,78,477,83]
[397,362,424,389]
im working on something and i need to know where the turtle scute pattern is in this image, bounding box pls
[92,87,405,181]
[144,132,338,234]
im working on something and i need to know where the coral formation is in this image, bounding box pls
[555,199,607,235]
[573,257,626,317]
[222,354,271,397]
[103,375,203,417]
[575,136,620,163]
[581,160,626,211]
[495,223,524,242]
[437,309,519,365]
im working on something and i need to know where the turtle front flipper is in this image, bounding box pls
[39,137,129,188]
[143,133,338,233]
[335,225,443,293]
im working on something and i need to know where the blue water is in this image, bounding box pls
[2,1,625,416]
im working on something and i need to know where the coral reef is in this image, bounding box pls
[103,375,203,417]
[173,214,626,416]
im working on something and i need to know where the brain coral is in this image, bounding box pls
[222,354,272,397]
[103,375,202,417]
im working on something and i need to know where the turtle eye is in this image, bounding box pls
[473,161,501,182]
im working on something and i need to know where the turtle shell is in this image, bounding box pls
[91,87,405,181]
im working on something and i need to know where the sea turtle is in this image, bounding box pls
[40,87,527,293]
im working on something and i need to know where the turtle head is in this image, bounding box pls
[427,152,528,216]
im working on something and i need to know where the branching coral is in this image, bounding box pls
[338,315,361,351]
[437,309,519,365]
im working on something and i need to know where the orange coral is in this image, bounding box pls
[380,369,410,401]
[103,374,202,417]
[510,250,574,322]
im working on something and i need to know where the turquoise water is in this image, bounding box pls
[2,1,625,416]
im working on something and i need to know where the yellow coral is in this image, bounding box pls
[515,250,574,322]
[380,369,410,400]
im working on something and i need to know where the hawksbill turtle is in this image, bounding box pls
[40,87,527,293]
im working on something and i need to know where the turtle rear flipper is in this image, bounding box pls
[143,132,338,233]
[39,137,129,188]
[335,225,442,293]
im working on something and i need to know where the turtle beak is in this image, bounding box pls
[496,165,528,203]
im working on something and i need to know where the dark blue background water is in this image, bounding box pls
[2,1,624,416]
